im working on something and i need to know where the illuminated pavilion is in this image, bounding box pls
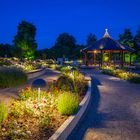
[81,29,135,67]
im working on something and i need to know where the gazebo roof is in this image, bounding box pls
[82,29,135,52]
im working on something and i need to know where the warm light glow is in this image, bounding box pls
[94,50,97,53]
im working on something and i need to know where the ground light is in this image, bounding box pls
[32,78,47,100]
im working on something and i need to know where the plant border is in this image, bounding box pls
[49,76,91,140]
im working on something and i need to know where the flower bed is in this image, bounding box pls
[102,66,140,83]
[0,70,88,139]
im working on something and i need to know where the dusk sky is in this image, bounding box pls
[0,0,140,49]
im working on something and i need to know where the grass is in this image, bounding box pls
[57,92,79,115]
[0,67,27,88]
[0,103,8,123]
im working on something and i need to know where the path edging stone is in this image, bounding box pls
[49,76,91,140]
[27,68,46,79]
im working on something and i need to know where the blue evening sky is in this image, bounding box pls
[0,0,140,49]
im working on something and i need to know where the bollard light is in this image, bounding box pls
[31,78,47,100]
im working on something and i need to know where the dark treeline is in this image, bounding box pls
[0,20,140,60]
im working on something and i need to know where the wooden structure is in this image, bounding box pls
[81,29,135,67]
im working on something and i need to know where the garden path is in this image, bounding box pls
[0,68,60,105]
[68,69,140,140]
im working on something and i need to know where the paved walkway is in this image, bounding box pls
[0,68,60,105]
[68,69,140,140]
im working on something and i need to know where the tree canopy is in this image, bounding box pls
[13,21,37,59]
[52,33,76,58]
[119,28,135,49]
[86,33,97,46]
[134,26,140,51]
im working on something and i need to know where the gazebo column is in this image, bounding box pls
[130,52,132,65]
[112,51,115,67]
[84,52,87,65]
[93,52,96,65]
[100,50,103,67]
[121,51,124,68]
[123,52,126,65]
[109,51,111,65]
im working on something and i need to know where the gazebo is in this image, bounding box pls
[81,29,135,67]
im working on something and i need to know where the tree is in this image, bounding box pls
[0,44,13,57]
[70,45,85,59]
[134,26,140,60]
[13,20,37,59]
[119,28,135,49]
[134,26,140,51]
[53,33,76,58]
[86,33,97,46]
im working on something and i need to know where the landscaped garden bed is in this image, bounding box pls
[102,66,140,83]
[0,68,88,140]
[0,58,44,72]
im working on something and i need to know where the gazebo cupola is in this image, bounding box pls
[103,29,110,38]
[81,29,135,67]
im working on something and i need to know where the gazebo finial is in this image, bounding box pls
[103,28,110,38]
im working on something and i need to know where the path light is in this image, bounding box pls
[32,78,47,100]
[70,67,77,92]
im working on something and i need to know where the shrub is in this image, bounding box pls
[24,63,42,71]
[102,69,113,75]
[40,115,51,128]
[10,101,28,117]
[57,92,79,115]
[0,67,27,88]
[56,70,87,95]
[128,75,140,83]
[48,64,60,70]
[0,103,8,123]
[60,66,72,73]
[71,71,87,95]
[101,66,140,83]
[0,59,12,66]
[19,87,48,101]
[56,75,74,92]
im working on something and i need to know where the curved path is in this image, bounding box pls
[68,69,140,140]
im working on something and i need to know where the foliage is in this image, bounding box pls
[119,28,135,49]
[0,58,12,66]
[10,101,32,117]
[13,20,37,59]
[102,66,140,83]
[0,103,8,123]
[19,87,48,101]
[22,62,42,71]
[40,115,51,128]
[52,33,76,58]
[56,69,87,95]
[128,75,140,83]
[0,74,88,139]
[86,33,97,46]
[17,41,35,60]
[55,75,74,92]
[60,66,72,73]
[103,53,109,62]
[134,26,140,60]
[134,26,140,51]
[57,92,79,115]
[69,70,87,95]
[48,64,60,70]
[0,67,27,88]
[0,44,15,57]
